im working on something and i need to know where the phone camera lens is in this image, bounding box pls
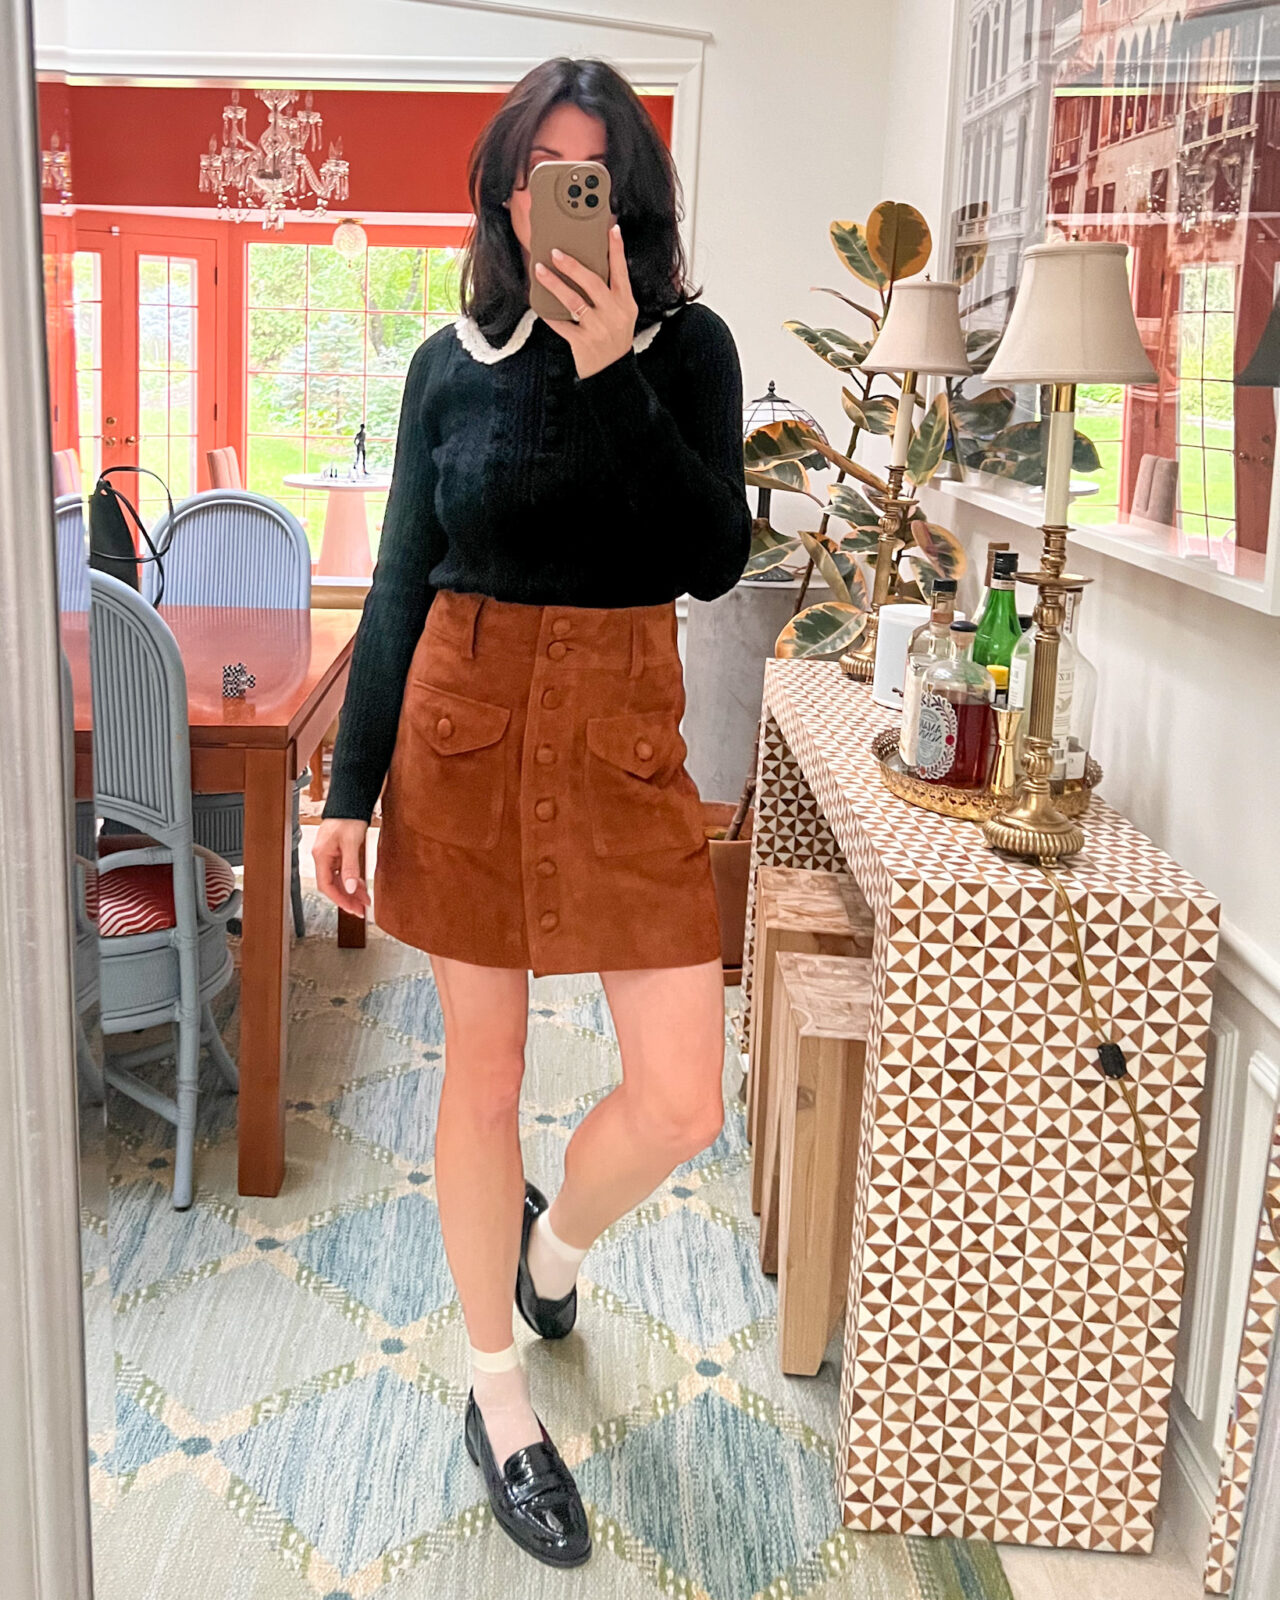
[585,174,599,189]
[567,183,581,198]
[585,193,599,208]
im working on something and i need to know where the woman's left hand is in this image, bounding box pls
[534,223,637,380]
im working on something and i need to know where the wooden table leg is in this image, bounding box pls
[237,745,292,1197]
[337,834,366,949]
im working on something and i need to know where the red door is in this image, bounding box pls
[74,230,218,518]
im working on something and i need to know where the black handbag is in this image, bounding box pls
[88,465,175,604]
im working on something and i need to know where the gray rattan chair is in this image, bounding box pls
[56,492,91,612]
[143,488,312,937]
[61,648,103,1102]
[89,569,241,1209]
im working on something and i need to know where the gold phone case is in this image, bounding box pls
[527,159,612,321]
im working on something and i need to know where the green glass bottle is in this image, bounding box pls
[972,550,1022,671]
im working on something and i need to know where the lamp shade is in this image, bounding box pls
[861,280,973,376]
[1236,293,1280,386]
[983,240,1157,385]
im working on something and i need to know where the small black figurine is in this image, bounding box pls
[352,420,367,476]
[222,662,256,699]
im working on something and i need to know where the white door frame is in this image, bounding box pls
[0,0,95,1595]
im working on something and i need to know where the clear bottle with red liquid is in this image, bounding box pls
[914,621,996,790]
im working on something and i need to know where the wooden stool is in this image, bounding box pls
[767,950,872,1375]
[748,866,873,1229]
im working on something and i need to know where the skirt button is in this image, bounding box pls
[634,737,654,760]
[541,687,561,709]
[551,617,572,637]
[535,743,556,765]
[437,716,454,739]
[539,910,559,932]
[547,640,568,660]
[536,857,557,877]
[535,797,557,821]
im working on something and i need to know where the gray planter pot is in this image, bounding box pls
[681,572,833,805]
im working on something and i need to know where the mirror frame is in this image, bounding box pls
[0,0,96,1595]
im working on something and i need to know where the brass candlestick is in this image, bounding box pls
[840,371,918,682]
[983,385,1090,864]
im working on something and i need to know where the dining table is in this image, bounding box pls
[63,603,367,1198]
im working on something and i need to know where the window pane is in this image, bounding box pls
[1202,314,1234,381]
[247,435,306,493]
[306,373,367,437]
[307,311,365,373]
[364,375,406,438]
[248,242,306,308]
[138,256,169,305]
[426,248,463,312]
[369,247,425,313]
[308,246,365,312]
[367,313,426,373]
[248,372,305,435]
[248,309,307,372]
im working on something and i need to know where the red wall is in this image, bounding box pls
[41,82,673,213]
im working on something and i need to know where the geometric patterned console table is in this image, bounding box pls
[741,658,1220,1553]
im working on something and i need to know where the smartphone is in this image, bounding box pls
[527,159,613,321]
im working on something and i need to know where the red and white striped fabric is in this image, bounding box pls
[83,837,237,938]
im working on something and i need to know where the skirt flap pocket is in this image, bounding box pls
[413,682,512,755]
[584,709,683,781]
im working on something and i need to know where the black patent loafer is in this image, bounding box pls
[464,1390,592,1568]
[516,1181,578,1339]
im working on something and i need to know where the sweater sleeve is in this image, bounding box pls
[573,304,752,602]
[322,336,447,825]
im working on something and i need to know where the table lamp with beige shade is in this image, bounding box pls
[979,239,1157,863]
[839,278,972,681]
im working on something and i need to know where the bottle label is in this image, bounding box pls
[1063,742,1087,781]
[898,662,927,765]
[1008,655,1029,710]
[915,693,957,779]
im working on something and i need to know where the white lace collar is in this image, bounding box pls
[453,304,679,364]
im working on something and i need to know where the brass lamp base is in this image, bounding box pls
[839,626,877,680]
[982,800,1084,865]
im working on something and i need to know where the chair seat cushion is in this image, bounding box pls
[84,836,237,937]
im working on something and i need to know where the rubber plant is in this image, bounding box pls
[721,200,967,841]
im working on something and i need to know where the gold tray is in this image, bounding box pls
[870,727,1102,823]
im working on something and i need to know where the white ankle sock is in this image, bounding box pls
[470,1342,542,1468]
[527,1209,589,1302]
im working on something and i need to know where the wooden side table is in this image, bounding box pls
[743,658,1220,1554]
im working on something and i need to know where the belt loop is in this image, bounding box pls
[628,608,644,678]
[463,592,484,658]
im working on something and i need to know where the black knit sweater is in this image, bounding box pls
[323,298,752,824]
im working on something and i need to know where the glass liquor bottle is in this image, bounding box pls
[1009,588,1097,791]
[915,621,996,790]
[898,578,958,768]
[972,549,1022,671]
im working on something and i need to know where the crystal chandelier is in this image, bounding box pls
[41,130,73,213]
[198,88,349,231]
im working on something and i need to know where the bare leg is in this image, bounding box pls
[543,958,726,1253]
[429,953,539,1462]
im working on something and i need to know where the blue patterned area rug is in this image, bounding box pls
[90,884,1014,1600]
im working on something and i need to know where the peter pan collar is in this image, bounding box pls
[453,304,679,364]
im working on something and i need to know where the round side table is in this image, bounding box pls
[283,471,393,578]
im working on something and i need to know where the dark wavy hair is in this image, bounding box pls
[458,57,700,339]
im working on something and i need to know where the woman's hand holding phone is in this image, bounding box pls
[312,817,371,916]
[535,224,637,381]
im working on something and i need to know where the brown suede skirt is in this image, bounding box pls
[373,587,723,976]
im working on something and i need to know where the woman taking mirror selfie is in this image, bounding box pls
[312,56,751,1568]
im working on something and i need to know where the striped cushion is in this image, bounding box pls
[84,837,237,938]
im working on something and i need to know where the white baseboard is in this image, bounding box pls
[1163,1398,1218,1577]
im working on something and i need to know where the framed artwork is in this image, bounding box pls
[943,1,1280,608]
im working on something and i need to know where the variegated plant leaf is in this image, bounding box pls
[964,327,1004,372]
[826,482,882,531]
[812,286,882,326]
[909,519,967,582]
[860,395,898,435]
[775,601,869,659]
[784,320,870,372]
[835,523,883,557]
[866,201,933,283]
[981,421,1103,477]
[744,522,800,576]
[745,463,810,495]
[796,528,854,607]
[744,418,829,475]
[829,220,888,291]
[905,392,950,486]
[949,385,1014,441]
[840,389,868,430]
